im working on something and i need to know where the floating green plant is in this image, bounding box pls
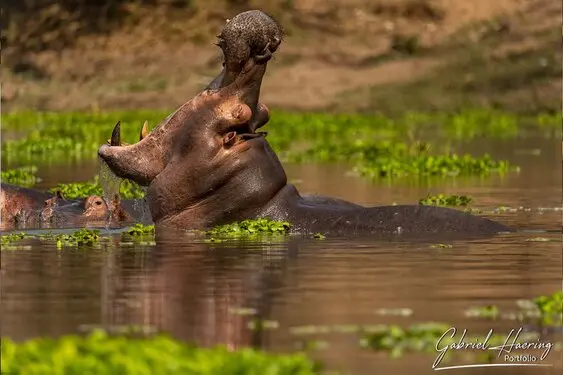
[47,228,101,249]
[0,232,29,248]
[419,194,473,206]
[1,229,102,250]
[1,166,39,187]
[204,218,291,239]
[429,243,453,248]
[465,291,563,326]
[375,308,414,317]
[49,176,145,199]
[247,319,280,331]
[1,225,161,251]
[355,153,514,179]
[312,233,326,240]
[229,307,258,316]
[359,323,543,359]
[1,329,321,375]
[126,223,155,236]
[465,305,501,319]
[533,291,563,317]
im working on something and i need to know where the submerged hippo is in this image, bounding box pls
[98,10,510,237]
[0,183,142,230]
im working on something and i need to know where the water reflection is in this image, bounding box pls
[2,228,561,374]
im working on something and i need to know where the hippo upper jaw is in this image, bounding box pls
[98,10,279,187]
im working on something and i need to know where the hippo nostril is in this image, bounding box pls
[95,200,103,206]
[255,43,273,63]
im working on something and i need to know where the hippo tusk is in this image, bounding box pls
[106,120,133,146]
[110,121,121,146]
[140,120,149,141]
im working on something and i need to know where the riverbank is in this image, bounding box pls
[2,0,560,115]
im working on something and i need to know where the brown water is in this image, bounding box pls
[2,135,562,375]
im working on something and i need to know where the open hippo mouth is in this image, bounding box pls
[97,10,283,187]
[97,10,288,226]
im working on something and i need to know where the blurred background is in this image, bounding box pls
[2,0,561,115]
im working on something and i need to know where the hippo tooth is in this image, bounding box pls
[110,121,121,146]
[140,120,149,141]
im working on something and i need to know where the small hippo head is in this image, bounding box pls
[98,11,287,228]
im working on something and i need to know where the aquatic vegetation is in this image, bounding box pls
[247,319,280,331]
[49,176,145,199]
[355,153,514,179]
[525,237,551,242]
[229,307,258,316]
[360,322,450,356]
[0,329,321,375]
[289,321,548,359]
[536,112,563,129]
[2,109,558,166]
[1,229,102,250]
[204,219,291,239]
[1,110,525,186]
[429,243,453,248]
[375,308,414,317]
[0,232,29,249]
[312,233,326,240]
[119,224,157,246]
[464,305,500,319]
[2,136,94,164]
[419,194,473,206]
[533,291,563,322]
[126,223,155,236]
[295,340,330,351]
[1,166,39,187]
[359,323,542,359]
[465,291,563,326]
[1,111,166,164]
[440,109,519,139]
[47,228,101,249]
[285,140,514,179]
[1,226,161,250]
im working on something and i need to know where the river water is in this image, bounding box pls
[1,135,561,375]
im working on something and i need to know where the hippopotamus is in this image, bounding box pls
[97,10,510,237]
[0,183,143,230]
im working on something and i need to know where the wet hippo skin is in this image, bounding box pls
[0,183,142,229]
[97,10,511,237]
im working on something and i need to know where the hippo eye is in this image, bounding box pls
[95,200,103,206]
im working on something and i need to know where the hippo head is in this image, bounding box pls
[98,10,287,228]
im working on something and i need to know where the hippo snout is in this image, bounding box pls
[218,10,283,70]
